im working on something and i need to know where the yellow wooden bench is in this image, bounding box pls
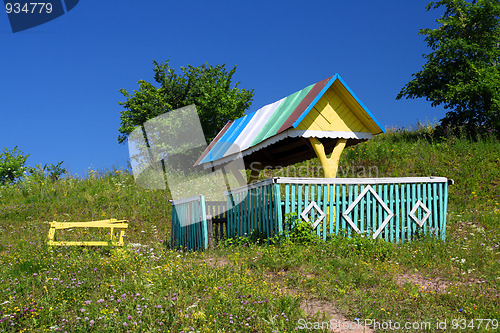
[47,219,129,246]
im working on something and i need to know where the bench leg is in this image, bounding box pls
[118,230,125,246]
[47,227,56,245]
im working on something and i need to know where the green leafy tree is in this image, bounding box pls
[118,60,254,144]
[0,147,29,184]
[397,0,500,135]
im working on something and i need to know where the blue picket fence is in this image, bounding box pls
[170,177,451,250]
[225,179,283,239]
[278,177,450,242]
[170,195,208,251]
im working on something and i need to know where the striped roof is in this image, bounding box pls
[195,74,384,168]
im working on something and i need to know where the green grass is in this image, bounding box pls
[0,127,499,332]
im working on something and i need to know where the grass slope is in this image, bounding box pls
[0,127,499,332]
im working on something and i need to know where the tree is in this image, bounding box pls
[118,60,254,144]
[397,0,500,136]
[0,147,29,184]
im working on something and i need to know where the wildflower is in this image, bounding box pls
[193,311,206,320]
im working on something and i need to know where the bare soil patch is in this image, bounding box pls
[394,273,449,293]
[300,298,374,332]
[394,272,487,294]
[203,256,231,268]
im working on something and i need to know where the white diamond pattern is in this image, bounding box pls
[300,201,325,230]
[409,200,431,227]
[342,185,394,239]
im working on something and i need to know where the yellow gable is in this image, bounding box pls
[296,84,377,134]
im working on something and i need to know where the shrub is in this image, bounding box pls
[271,213,320,246]
[0,146,29,184]
[27,161,67,181]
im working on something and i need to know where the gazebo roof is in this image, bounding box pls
[195,74,384,169]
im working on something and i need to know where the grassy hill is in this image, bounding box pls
[0,127,498,332]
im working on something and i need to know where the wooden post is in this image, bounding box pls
[207,215,214,249]
[308,138,347,178]
[307,138,347,233]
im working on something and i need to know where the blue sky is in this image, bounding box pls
[1,1,446,177]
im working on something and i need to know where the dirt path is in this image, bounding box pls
[300,298,374,332]
[205,256,374,332]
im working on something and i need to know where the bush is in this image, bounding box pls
[0,147,29,184]
[271,213,320,246]
[221,214,320,248]
[27,161,67,181]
